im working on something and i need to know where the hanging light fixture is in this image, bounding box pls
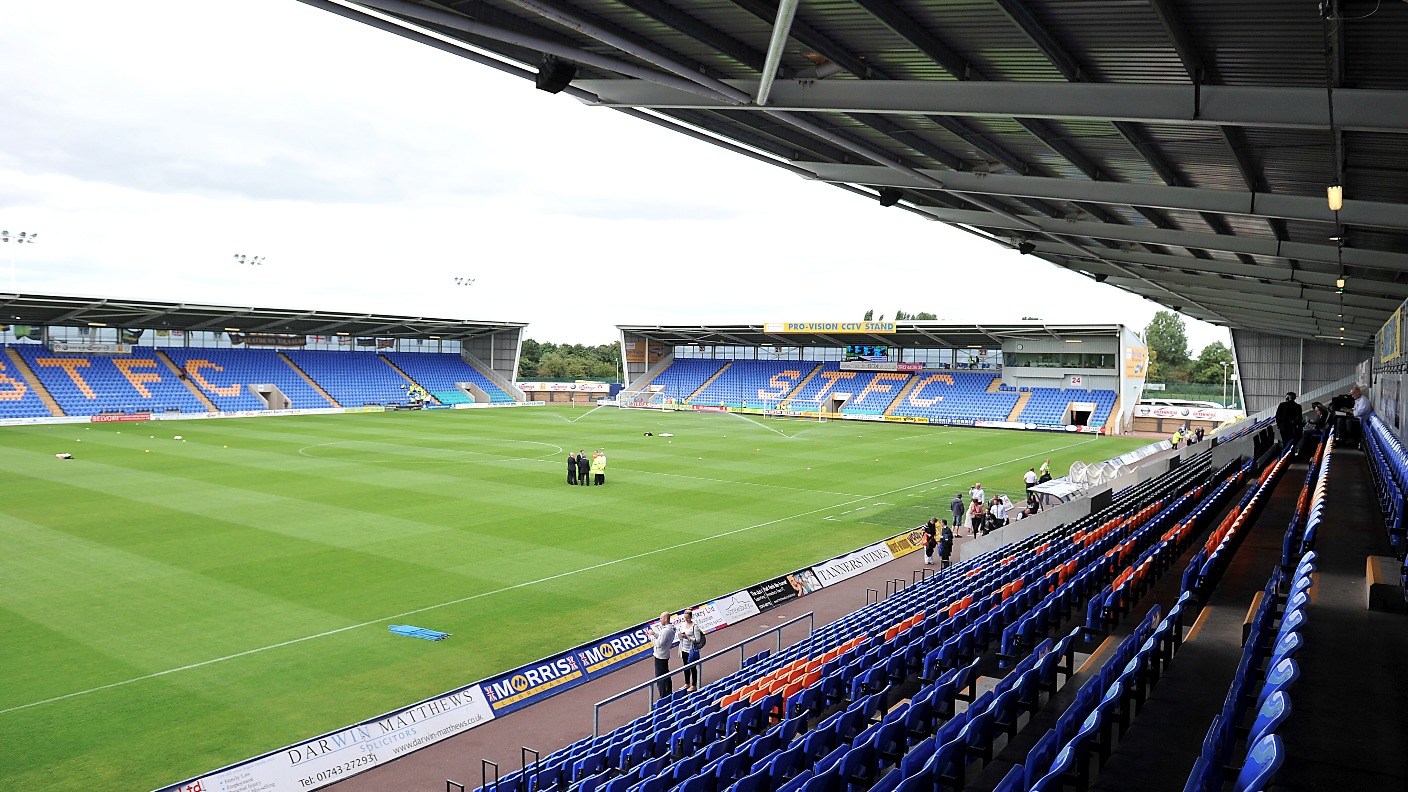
[1327,184,1343,211]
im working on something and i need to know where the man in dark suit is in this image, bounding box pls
[576,449,591,485]
[1275,392,1302,450]
[567,452,578,485]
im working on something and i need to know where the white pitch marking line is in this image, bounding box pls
[1,433,1102,717]
[728,411,796,438]
[563,404,610,423]
[0,473,946,717]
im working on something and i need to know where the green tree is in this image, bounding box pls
[863,309,874,321]
[1144,310,1190,380]
[517,339,621,381]
[1190,341,1234,384]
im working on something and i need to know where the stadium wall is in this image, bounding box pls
[1373,299,1407,446]
[1231,329,1362,413]
[152,526,928,792]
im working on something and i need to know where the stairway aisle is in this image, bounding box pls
[1276,449,1408,789]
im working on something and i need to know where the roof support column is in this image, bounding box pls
[756,0,800,105]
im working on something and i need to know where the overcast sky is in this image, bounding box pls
[0,0,1229,352]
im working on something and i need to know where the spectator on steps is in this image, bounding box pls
[1275,391,1302,450]
[1294,402,1330,461]
[647,612,676,698]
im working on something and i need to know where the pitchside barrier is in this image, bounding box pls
[0,401,549,428]
[154,527,929,792]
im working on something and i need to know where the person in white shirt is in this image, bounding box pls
[1024,467,1039,494]
[1346,385,1372,446]
[990,497,1009,529]
[970,483,986,504]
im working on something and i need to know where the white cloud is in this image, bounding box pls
[0,0,1228,353]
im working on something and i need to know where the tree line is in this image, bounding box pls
[1143,310,1233,384]
[862,309,938,320]
[517,340,621,380]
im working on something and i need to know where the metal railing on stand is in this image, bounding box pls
[592,611,814,736]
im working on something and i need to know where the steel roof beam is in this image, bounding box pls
[1096,269,1404,312]
[755,0,800,105]
[992,0,1083,81]
[802,163,1408,232]
[357,0,749,103]
[578,80,1408,132]
[188,310,254,331]
[614,0,768,74]
[729,0,872,78]
[1031,241,1408,297]
[913,205,1408,273]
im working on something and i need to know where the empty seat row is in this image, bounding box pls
[470,449,1235,792]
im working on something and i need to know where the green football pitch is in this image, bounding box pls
[0,406,1148,792]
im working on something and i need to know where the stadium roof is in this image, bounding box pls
[617,322,1121,349]
[0,293,525,339]
[305,0,1408,349]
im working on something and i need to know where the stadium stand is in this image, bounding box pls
[468,446,1264,792]
[14,345,208,416]
[282,349,415,407]
[647,359,729,403]
[162,347,335,411]
[382,351,515,403]
[839,372,914,415]
[1015,388,1118,429]
[887,371,1019,424]
[645,359,1121,427]
[0,352,53,418]
[687,360,817,410]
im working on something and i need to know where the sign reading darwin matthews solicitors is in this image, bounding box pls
[763,321,897,334]
[159,686,496,792]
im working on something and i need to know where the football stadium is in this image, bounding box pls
[4,3,1408,792]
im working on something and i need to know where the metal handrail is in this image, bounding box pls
[592,611,814,736]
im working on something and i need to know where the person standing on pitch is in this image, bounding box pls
[647,612,676,698]
[567,451,578,486]
[576,449,591,486]
[951,493,965,532]
[592,449,607,485]
[1024,467,1039,496]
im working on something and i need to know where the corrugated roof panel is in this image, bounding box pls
[891,0,1068,81]
[1345,131,1408,205]
[1176,0,1327,86]
[1022,0,1191,84]
[1240,128,1334,197]
[1342,2,1408,89]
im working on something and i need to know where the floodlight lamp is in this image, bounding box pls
[1327,184,1343,211]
